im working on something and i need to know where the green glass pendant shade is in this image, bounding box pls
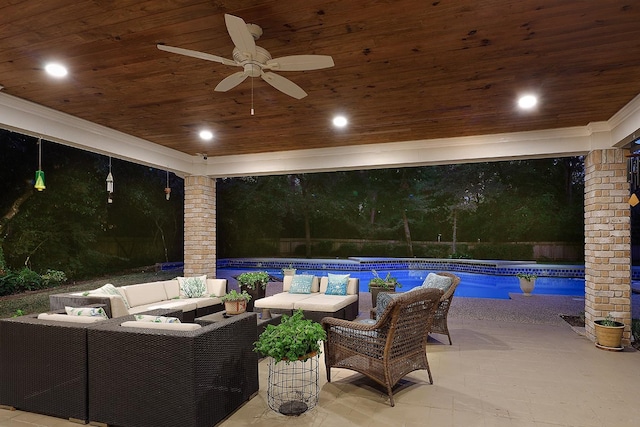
[34,170,46,191]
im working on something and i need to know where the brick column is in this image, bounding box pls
[584,149,631,346]
[183,175,216,277]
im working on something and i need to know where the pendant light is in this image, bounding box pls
[164,170,171,200]
[106,157,114,203]
[34,138,46,191]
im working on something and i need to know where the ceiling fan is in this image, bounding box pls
[157,14,334,100]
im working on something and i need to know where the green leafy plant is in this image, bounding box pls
[598,314,623,327]
[220,289,252,302]
[632,319,640,346]
[368,270,402,290]
[516,272,537,281]
[41,269,67,286]
[237,271,270,290]
[11,309,25,318]
[254,309,326,363]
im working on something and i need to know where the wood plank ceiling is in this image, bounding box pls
[0,0,639,158]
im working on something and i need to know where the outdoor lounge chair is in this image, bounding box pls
[370,271,461,345]
[429,272,461,344]
[322,287,443,406]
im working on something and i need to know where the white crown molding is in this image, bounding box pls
[204,123,613,177]
[0,92,195,174]
[2,90,638,178]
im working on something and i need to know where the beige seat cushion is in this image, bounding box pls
[162,280,182,299]
[120,282,169,307]
[186,296,222,309]
[128,300,198,314]
[37,313,105,324]
[206,279,227,297]
[254,293,314,310]
[293,294,358,312]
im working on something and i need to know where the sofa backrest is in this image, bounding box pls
[282,275,320,292]
[120,282,169,307]
[121,321,202,331]
[162,280,181,299]
[319,277,359,295]
[206,278,227,296]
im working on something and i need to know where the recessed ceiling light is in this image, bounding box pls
[199,130,213,141]
[333,116,348,128]
[44,63,68,78]
[518,94,538,110]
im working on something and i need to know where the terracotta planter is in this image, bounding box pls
[518,278,535,296]
[594,320,625,350]
[370,284,396,306]
[224,299,247,315]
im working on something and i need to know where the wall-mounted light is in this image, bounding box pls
[164,170,171,200]
[34,138,46,191]
[106,157,114,203]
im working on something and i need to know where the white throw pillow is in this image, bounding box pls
[134,315,181,323]
[177,275,207,298]
[65,306,109,319]
[92,283,131,309]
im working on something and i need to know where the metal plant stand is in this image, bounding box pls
[267,354,320,416]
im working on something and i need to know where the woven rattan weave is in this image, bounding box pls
[322,287,443,406]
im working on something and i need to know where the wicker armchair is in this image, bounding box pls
[430,272,461,345]
[369,272,461,345]
[87,312,259,427]
[322,287,443,406]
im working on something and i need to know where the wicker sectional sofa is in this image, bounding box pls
[49,278,227,321]
[0,308,258,427]
[0,307,179,423]
[254,275,359,323]
[87,311,259,427]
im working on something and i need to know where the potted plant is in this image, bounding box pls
[254,309,326,363]
[368,270,402,306]
[255,309,326,416]
[221,290,252,315]
[594,314,625,351]
[516,272,537,296]
[282,264,296,277]
[237,271,270,310]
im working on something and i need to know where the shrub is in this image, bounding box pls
[632,319,640,345]
[41,269,67,286]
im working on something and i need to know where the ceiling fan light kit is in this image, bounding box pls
[158,13,334,106]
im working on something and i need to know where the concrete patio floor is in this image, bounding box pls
[1,293,639,427]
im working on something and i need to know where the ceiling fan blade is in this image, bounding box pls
[261,72,307,99]
[157,44,237,66]
[215,72,249,92]
[266,55,335,71]
[224,14,257,58]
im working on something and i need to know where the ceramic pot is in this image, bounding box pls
[518,278,535,296]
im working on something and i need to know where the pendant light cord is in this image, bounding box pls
[251,70,255,116]
[37,138,42,170]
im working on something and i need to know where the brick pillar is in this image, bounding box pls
[183,175,216,277]
[584,149,631,346]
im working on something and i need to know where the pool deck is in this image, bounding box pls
[2,291,639,427]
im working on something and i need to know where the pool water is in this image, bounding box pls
[215,268,585,300]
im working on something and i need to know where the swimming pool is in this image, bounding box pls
[214,266,585,300]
